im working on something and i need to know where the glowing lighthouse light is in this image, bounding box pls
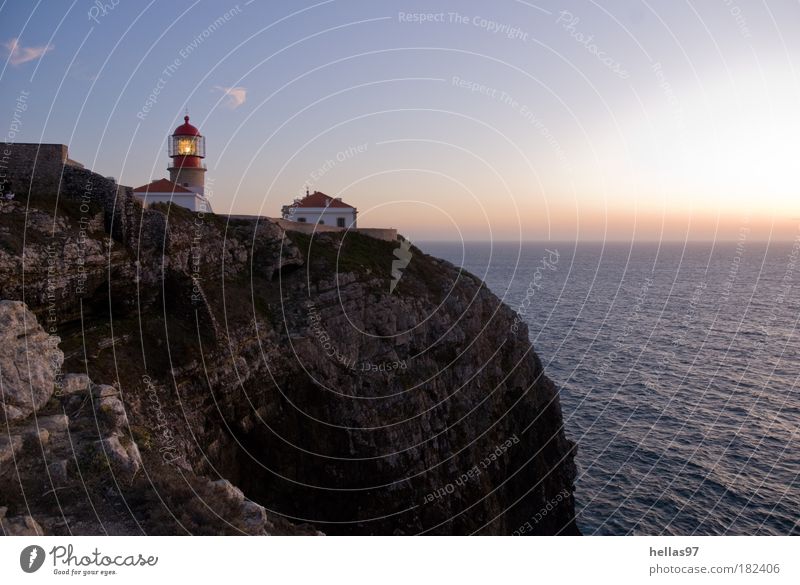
[179,139,194,155]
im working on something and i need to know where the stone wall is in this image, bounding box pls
[270,217,398,241]
[353,227,398,241]
[2,142,124,204]
[2,142,145,246]
[0,143,72,197]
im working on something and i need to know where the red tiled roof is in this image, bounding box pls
[133,178,194,194]
[292,191,354,209]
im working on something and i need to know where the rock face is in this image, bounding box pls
[0,301,310,536]
[0,300,63,421]
[0,156,579,535]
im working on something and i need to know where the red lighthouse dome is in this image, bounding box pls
[168,114,206,194]
[173,115,200,136]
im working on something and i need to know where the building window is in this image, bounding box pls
[319,220,325,225]
[298,217,306,223]
[337,217,346,228]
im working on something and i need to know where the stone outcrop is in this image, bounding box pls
[0,302,307,535]
[0,153,578,535]
[0,300,63,421]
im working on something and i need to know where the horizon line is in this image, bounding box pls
[412,239,799,244]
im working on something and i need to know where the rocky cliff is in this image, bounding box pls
[0,157,578,535]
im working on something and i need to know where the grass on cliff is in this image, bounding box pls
[26,191,104,222]
[149,202,252,233]
[285,229,468,302]
[286,230,396,280]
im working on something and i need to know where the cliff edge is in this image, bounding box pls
[0,152,578,535]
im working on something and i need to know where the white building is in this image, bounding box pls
[132,178,212,212]
[281,190,357,228]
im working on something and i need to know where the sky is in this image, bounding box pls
[1,0,799,242]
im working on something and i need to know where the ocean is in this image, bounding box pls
[419,241,800,535]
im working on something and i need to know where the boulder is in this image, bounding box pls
[211,479,271,535]
[58,373,92,396]
[96,395,128,431]
[0,300,63,421]
[101,435,141,477]
[240,500,269,535]
[211,478,245,505]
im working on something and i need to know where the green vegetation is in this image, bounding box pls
[131,425,153,451]
[287,229,396,279]
[150,201,195,222]
[149,202,251,233]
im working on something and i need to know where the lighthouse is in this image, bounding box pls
[168,115,206,195]
[132,115,212,212]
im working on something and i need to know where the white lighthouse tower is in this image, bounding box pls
[132,115,212,212]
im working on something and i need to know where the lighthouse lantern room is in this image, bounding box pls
[167,115,206,196]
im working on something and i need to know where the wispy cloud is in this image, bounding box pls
[214,85,246,109]
[4,37,53,66]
